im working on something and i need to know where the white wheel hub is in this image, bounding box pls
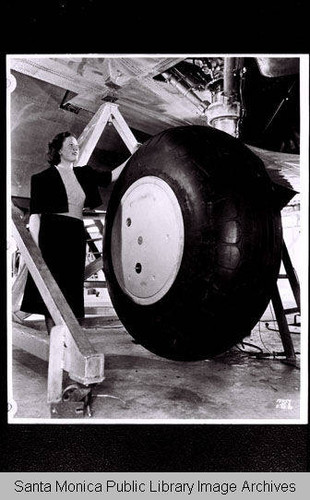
[111,176,185,305]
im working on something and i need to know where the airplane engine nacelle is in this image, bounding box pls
[103,125,290,361]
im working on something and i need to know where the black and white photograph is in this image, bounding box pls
[6,54,308,425]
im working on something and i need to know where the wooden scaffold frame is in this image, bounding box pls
[11,102,140,418]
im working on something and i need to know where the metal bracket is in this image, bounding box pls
[50,383,92,418]
[50,401,86,418]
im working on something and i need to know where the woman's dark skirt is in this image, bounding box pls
[21,214,86,318]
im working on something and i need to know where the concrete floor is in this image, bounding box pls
[9,290,303,423]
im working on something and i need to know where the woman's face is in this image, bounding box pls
[59,136,79,163]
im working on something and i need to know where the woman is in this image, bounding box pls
[21,131,125,333]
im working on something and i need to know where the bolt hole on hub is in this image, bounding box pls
[135,263,142,274]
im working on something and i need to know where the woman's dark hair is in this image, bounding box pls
[47,131,76,166]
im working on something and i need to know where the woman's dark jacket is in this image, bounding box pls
[30,165,112,214]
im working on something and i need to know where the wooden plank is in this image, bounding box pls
[80,316,121,329]
[77,103,112,166]
[12,311,31,323]
[84,281,106,288]
[271,285,296,361]
[110,105,140,154]
[12,321,50,361]
[84,257,103,279]
[12,260,27,312]
[84,306,116,316]
[93,219,104,234]
[47,326,66,403]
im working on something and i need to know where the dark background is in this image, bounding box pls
[1,0,309,473]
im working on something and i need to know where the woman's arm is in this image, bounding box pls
[28,213,41,246]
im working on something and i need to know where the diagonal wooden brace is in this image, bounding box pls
[77,102,140,165]
[11,206,105,403]
[84,257,103,280]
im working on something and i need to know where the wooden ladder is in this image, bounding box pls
[271,240,300,364]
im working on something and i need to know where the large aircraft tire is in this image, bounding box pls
[103,125,283,361]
